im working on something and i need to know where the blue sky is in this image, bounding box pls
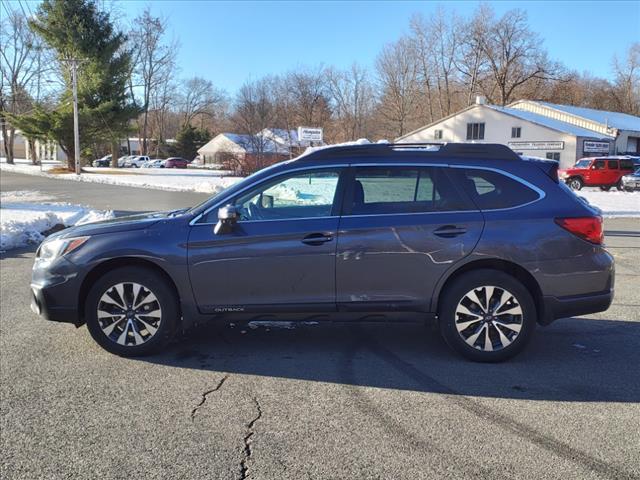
[26,0,640,92]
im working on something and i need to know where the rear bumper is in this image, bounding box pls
[540,289,614,325]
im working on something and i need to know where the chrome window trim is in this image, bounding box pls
[190,164,348,226]
[189,161,545,225]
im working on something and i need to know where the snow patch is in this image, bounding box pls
[1,191,114,250]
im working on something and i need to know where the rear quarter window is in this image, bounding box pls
[454,168,540,210]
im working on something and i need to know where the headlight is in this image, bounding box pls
[559,171,568,179]
[36,236,90,261]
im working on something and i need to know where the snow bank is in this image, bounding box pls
[573,189,640,218]
[1,160,241,194]
[1,190,114,251]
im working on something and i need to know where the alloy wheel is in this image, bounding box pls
[454,286,523,351]
[97,282,162,346]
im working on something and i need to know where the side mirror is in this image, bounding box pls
[213,204,238,235]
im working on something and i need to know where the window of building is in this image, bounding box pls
[450,169,540,210]
[466,123,485,140]
[511,127,521,138]
[347,167,473,215]
[434,129,443,140]
[545,152,560,161]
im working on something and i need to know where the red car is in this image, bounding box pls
[164,157,189,169]
[559,156,636,191]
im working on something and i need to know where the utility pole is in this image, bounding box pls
[71,59,81,175]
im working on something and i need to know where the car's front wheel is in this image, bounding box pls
[85,267,177,356]
[567,177,583,190]
[438,270,536,362]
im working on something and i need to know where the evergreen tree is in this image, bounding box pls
[174,124,210,160]
[11,0,138,170]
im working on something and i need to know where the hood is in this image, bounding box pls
[55,209,190,239]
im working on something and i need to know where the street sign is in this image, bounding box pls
[297,127,323,143]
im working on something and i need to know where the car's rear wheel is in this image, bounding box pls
[599,185,611,191]
[439,270,536,362]
[616,179,624,191]
[85,267,177,356]
[567,177,583,190]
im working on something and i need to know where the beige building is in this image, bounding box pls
[397,98,640,169]
[0,130,67,162]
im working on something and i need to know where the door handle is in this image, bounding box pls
[433,225,467,238]
[302,233,334,246]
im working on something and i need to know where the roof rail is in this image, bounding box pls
[303,142,520,161]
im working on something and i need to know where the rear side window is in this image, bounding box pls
[608,160,619,169]
[620,159,634,169]
[454,169,540,210]
[347,167,473,215]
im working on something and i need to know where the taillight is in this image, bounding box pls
[554,216,603,244]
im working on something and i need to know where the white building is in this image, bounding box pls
[397,98,640,169]
[197,132,290,166]
[0,130,67,162]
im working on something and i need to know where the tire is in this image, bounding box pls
[615,179,624,191]
[599,185,611,192]
[567,177,583,190]
[85,266,178,356]
[438,269,536,362]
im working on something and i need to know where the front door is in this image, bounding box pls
[188,168,344,314]
[336,166,484,311]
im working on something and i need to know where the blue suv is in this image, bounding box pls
[31,143,614,361]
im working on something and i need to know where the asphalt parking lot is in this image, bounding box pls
[1,171,639,479]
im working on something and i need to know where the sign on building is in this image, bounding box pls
[583,141,610,153]
[508,141,564,151]
[297,127,323,143]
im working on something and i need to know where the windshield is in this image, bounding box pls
[574,159,591,168]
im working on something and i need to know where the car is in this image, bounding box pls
[124,155,150,168]
[559,156,635,191]
[164,157,189,168]
[621,168,640,191]
[31,143,614,362]
[92,154,112,167]
[117,155,131,167]
[141,159,165,168]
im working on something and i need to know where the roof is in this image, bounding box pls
[200,133,290,155]
[487,105,615,139]
[534,102,640,132]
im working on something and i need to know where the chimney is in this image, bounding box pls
[475,95,487,105]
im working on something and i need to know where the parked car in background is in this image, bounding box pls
[117,155,131,167]
[142,159,165,168]
[92,155,112,167]
[124,155,150,168]
[164,157,189,168]
[559,156,635,191]
[621,168,640,191]
[31,143,614,362]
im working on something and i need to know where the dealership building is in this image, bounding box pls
[397,98,640,168]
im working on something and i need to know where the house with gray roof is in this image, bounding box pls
[397,97,640,168]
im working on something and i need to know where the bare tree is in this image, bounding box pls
[375,37,421,137]
[179,77,225,127]
[477,9,560,105]
[611,43,640,115]
[0,4,50,163]
[129,8,177,157]
[326,64,375,142]
[454,4,491,106]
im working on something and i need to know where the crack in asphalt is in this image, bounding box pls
[190,375,229,421]
[239,397,262,480]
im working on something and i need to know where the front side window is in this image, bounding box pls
[347,167,473,215]
[466,123,485,140]
[453,168,540,210]
[202,169,341,222]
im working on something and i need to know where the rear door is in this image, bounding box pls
[335,165,483,312]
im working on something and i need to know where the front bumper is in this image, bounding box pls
[540,289,614,325]
[31,256,83,325]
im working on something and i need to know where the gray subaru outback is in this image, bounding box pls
[31,143,614,361]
